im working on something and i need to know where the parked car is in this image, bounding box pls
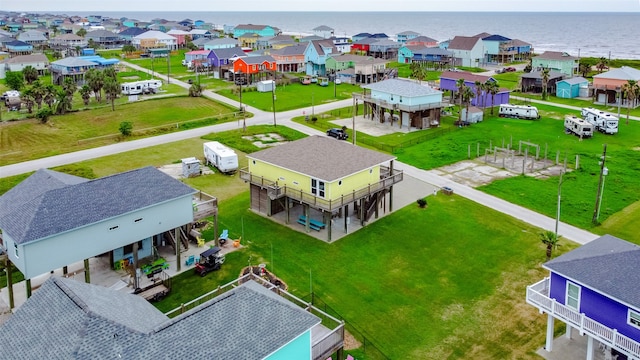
[504,67,516,72]
[327,128,348,140]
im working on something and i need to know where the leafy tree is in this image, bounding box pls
[75,46,82,57]
[119,121,133,136]
[55,87,73,115]
[21,88,35,113]
[87,38,97,50]
[22,65,38,84]
[52,51,62,60]
[35,107,53,124]
[122,44,136,54]
[523,59,532,73]
[43,84,57,109]
[596,57,608,73]
[30,80,45,109]
[51,24,59,36]
[621,80,640,125]
[456,78,465,123]
[85,68,104,102]
[103,76,120,111]
[76,28,87,37]
[79,85,92,106]
[186,41,198,51]
[410,62,427,84]
[540,67,550,100]
[540,231,561,261]
[5,71,24,91]
[189,82,205,97]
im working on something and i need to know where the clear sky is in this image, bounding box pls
[4,0,640,12]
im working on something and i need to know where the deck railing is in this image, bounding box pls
[527,278,640,358]
[353,92,443,113]
[240,166,403,212]
[165,272,344,359]
[192,190,218,220]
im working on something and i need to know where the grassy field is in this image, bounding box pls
[0,97,239,166]
[217,82,364,112]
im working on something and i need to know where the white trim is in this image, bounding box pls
[628,309,640,330]
[566,281,581,311]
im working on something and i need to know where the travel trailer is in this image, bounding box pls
[564,115,593,138]
[498,104,540,120]
[581,107,619,134]
[203,141,238,174]
[121,80,163,95]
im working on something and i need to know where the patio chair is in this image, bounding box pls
[197,237,205,247]
[219,229,229,245]
[185,255,195,266]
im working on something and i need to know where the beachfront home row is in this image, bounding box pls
[527,234,640,360]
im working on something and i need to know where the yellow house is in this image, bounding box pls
[239,32,260,49]
[240,136,403,242]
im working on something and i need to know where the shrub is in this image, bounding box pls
[119,121,133,136]
[417,198,428,208]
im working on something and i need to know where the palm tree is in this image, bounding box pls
[461,85,475,124]
[189,82,205,97]
[31,80,45,109]
[540,67,550,100]
[103,76,120,111]
[578,61,592,78]
[55,88,72,115]
[456,78,465,123]
[22,65,38,84]
[103,67,117,81]
[85,69,104,102]
[62,77,77,97]
[540,231,561,261]
[482,80,491,114]
[21,88,35,113]
[410,62,427,84]
[474,80,482,109]
[487,81,499,115]
[596,57,608,73]
[77,28,87,37]
[79,85,92,106]
[621,80,640,125]
[43,84,57,109]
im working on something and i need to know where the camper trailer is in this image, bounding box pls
[121,80,163,95]
[581,107,619,134]
[498,104,540,120]
[203,141,238,174]
[564,115,593,138]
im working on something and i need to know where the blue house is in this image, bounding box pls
[233,24,277,38]
[527,235,640,360]
[352,32,372,42]
[556,77,589,99]
[304,39,339,76]
[5,40,33,56]
[396,30,420,44]
[0,276,345,359]
[398,45,453,65]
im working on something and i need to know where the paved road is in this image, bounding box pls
[0,64,598,244]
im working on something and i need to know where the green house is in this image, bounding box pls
[532,51,578,77]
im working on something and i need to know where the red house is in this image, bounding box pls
[233,55,277,84]
[350,38,378,55]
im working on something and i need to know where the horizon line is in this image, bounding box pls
[5,10,639,13]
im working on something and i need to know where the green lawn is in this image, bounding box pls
[218,82,364,112]
[0,97,239,166]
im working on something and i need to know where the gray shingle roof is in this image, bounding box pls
[558,76,588,85]
[544,234,640,309]
[0,166,196,244]
[1,53,49,65]
[0,278,319,359]
[270,43,308,56]
[239,55,275,65]
[593,66,640,81]
[210,46,246,59]
[248,135,395,182]
[51,57,97,67]
[521,70,564,80]
[448,35,481,50]
[363,78,442,98]
[534,50,578,61]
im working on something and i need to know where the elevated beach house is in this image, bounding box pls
[0,167,217,300]
[593,66,640,106]
[304,39,339,76]
[0,276,344,360]
[446,35,484,68]
[233,24,278,39]
[240,136,403,242]
[357,78,443,129]
[232,55,277,84]
[532,51,579,77]
[527,234,640,360]
[397,45,453,68]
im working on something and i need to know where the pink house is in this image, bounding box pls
[167,29,190,48]
[593,66,640,105]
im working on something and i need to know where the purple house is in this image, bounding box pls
[527,235,640,360]
[439,71,509,108]
[209,47,247,68]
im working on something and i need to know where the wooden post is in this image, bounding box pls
[26,279,31,298]
[468,144,471,159]
[84,259,90,283]
[213,212,219,247]
[344,204,349,233]
[175,227,181,272]
[522,148,528,174]
[132,241,139,289]
[6,258,14,309]
[63,266,68,275]
[477,142,480,157]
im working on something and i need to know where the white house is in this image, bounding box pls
[132,30,178,50]
[447,35,484,68]
[0,53,49,79]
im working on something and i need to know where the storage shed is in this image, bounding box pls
[181,157,201,178]
[556,77,589,99]
[460,106,484,123]
[256,80,275,92]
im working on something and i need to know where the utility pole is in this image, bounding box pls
[592,144,607,224]
[166,50,170,84]
[272,71,277,127]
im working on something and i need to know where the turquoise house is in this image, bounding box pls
[233,24,277,38]
[556,77,589,99]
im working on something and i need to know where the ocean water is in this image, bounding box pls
[55,11,640,59]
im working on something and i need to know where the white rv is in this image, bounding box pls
[121,82,144,95]
[564,115,593,138]
[498,104,540,120]
[581,107,619,134]
[203,141,238,174]
[121,80,163,95]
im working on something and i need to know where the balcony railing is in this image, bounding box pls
[165,272,344,360]
[527,278,640,358]
[353,92,443,113]
[192,190,218,220]
[240,166,403,212]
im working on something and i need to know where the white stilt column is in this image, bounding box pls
[586,336,594,360]
[545,314,555,352]
[566,324,572,339]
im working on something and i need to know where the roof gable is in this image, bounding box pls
[534,51,578,61]
[482,34,511,41]
[448,36,481,50]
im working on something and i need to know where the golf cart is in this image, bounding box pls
[194,246,225,276]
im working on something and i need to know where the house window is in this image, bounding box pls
[566,282,581,311]
[134,218,143,223]
[123,241,144,255]
[629,309,640,329]
[14,243,18,258]
[109,225,119,231]
[311,178,325,198]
